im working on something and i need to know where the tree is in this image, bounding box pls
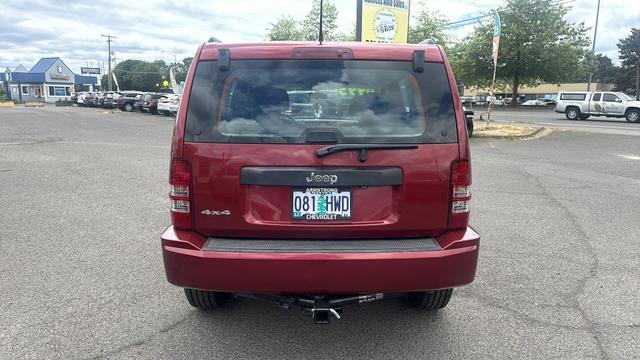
[615,28,640,98]
[450,0,591,101]
[301,0,339,41]
[172,57,193,84]
[267,16,302,41]
[590,54,618,84]
[265,0,339,41]
[408,6,450,49]
[99,59,168,92]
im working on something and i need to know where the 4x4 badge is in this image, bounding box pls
[201,210,231,216]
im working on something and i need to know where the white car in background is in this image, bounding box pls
[157,94,180,115]
[522,99,546,106]
[76,92,88,106]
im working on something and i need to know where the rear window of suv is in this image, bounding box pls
[185,60,458,144]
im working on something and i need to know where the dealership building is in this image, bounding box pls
[1,57,97,102]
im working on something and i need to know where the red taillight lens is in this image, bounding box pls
[451,160,471,187]
[169,159,192,229]
[450,160,471,228]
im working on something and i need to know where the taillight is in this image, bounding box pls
[169,159,192,229]
[450,160,471,229]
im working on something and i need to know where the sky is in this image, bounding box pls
[0,0,638,74]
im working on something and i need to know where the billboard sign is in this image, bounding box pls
[356,0,410,43]
[80,67,101,75]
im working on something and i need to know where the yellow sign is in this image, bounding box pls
[357,0,410,43]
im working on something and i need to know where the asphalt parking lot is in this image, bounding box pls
[473,106,640,136]
[1,106,639,359]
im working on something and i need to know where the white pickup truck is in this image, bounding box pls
[554,91,640,122]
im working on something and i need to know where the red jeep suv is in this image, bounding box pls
[161,41,479,323]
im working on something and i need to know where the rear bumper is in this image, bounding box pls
[161,227,479,294]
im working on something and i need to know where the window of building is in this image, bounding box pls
[21,85,28,95]
[603,93,620,102]
[49,86,67,96]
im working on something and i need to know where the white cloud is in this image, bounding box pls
[0,0,637,73]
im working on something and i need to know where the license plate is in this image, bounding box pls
[292,188,351,220]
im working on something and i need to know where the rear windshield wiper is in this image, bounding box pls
[316,144,418,162]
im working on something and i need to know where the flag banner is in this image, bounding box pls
[492,10,501,65]
[112,72,120,92]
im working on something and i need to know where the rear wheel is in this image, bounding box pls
[565,107,580,120]
[626,109,640,122]
[407,288,453,311]
[124,103,133,112]
[184,288,234,310]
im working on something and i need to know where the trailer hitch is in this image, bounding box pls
[237,293,388,324]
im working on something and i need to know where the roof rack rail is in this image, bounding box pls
[207,37,222,43]
[419,39,436,45]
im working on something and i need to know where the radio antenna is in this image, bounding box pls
[318,0,324,44]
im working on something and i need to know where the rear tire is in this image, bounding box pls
[184,288,234,310]
[626,109,640,122]
[124,103,133,112]
[466,118,474,138]
[407,288,453,311]
[565,107,580,120]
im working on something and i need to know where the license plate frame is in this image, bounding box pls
[291,187,352,221]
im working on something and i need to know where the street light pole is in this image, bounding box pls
[586,0,601,91]
[101,34,116,91]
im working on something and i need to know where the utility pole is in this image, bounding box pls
[586,0,600,91]
[101,34,116,91]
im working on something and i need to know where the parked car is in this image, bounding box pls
[83,92,98,107]
[101,92,121,108]
[521,99,546,106]
[134,93,150,111]
[492,98,505,106]
[460,96,475,105]
[161,41,479,323]
[157,96,171,115]
[142,93,167,114]
[554,91,640,122]
[95,92,108,107]
[157,94,181,115]
[115,91,144,112]
[463,106,474,137]
[75,92,88,106]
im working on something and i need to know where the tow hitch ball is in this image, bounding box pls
[305,294,384,324]
[311,307,342,324]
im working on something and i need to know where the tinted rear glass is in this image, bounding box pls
[185,60,457,144]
